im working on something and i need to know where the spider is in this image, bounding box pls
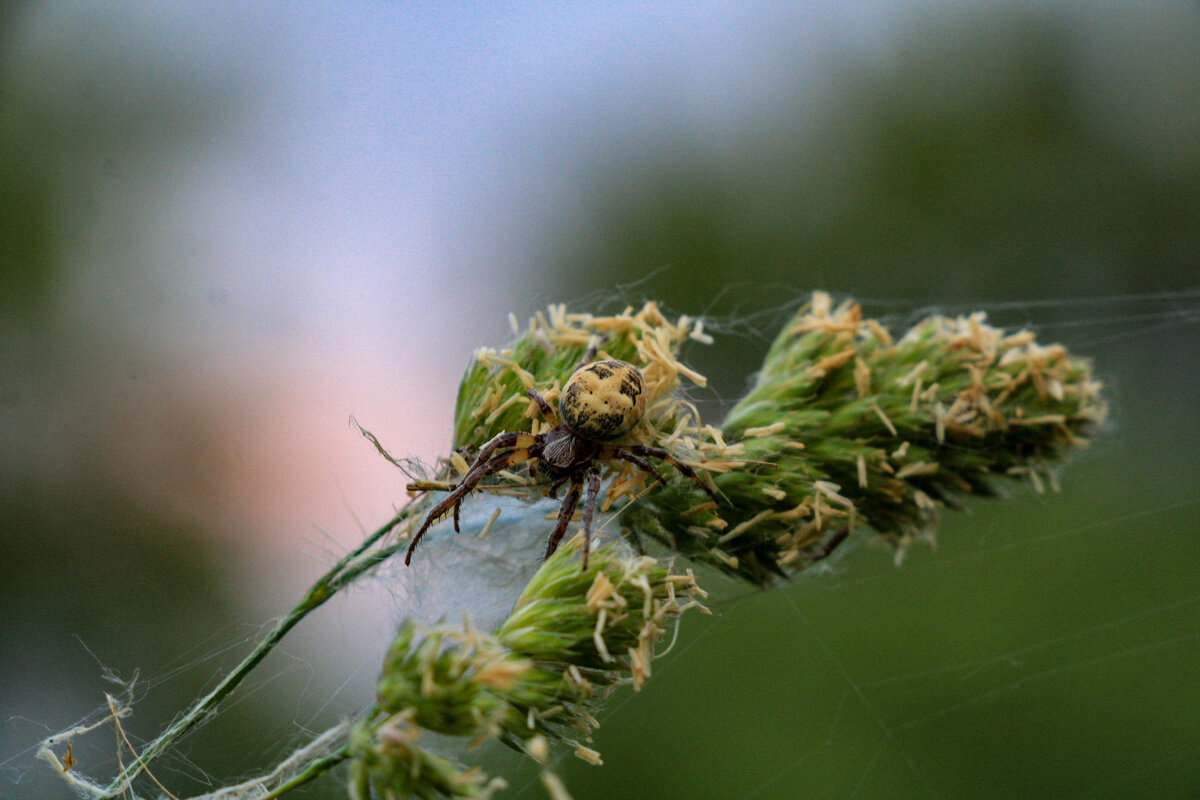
[404,345,718,568]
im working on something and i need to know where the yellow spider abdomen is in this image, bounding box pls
[559,359,647,441]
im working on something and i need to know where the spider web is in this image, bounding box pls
[5,289,1200,800]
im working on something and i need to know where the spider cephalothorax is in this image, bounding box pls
[405,348,716,567]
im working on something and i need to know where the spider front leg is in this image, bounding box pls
[405,432,535,565]
[461,431,533,484]
[525,388,557,424]
[543,479,583,561]
[577,336,604,368]
[449,432,529,530]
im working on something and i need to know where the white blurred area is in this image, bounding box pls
[3,3,875,589]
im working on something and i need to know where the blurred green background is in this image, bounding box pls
[2,3,1198,799]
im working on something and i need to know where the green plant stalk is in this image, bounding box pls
[257,746,350,800]
[100,509,417,795]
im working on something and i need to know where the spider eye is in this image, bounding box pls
[559,360,646,441]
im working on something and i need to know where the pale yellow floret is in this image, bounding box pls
[870,403,898,436]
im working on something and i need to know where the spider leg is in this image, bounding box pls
[808,528,850,564]
[580,467,601,570]
[525,388,557,423]
[406,441,534,565]
[547,477,568,500]
[445,433,537,501]
[615,445,719,504]
[443,433,537,533]
[544,479,583,561]
[607,448,669,488]
[467,431,534,471]
[576,335,607,369]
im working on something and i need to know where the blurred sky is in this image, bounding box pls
[3,2,1199,799]
[1,0,954,568]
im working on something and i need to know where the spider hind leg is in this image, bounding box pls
[544,479,583,560]
[580,467,601,569]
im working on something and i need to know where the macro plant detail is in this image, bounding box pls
[40,292,1105,800]
[349,536,707,800]
[435,294,1105,584]
[405,346,719,569]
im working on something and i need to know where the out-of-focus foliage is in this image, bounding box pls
[0,5,234,320]
[0,8,284,800]
[539,11,1199,316]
